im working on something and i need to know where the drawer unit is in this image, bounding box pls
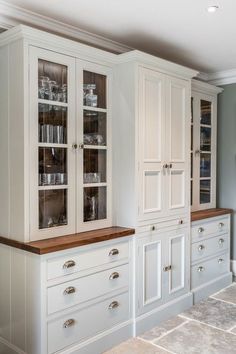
[47,241,129,280]
[191,216,229,242]
[47,264,129,314]
[191,234,229,263]
[191,253,229,289]
[47,291,130,354]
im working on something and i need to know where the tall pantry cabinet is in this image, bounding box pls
[113,52,198,333]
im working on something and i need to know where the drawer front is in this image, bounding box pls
[191,234,229,263]
[47,264,129,314]
[47,241,129,280]
[191,254,229,290]
[48,292,129,354]
[191,217,229,242]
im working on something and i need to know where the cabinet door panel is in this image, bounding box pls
[169,169,185,209]
[138,68,166,222]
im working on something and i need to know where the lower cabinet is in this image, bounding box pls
[136,227,190,316]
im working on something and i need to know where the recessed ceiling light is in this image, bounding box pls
[207,5,219,13]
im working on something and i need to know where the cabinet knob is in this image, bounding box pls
[198,244,205,251]
[79,143,84,149]
[179,219,184,225]
[198,227,204,233]
[151,225,156,231]
[169,163,173,169]
[218,258,224,264]
[197,266,205,272]
[109,272,120,280]
[109,248,119,256]
[63,319,75,328]
[163,265,172,272]
[195,149,202,155]
[218,238,225,245]
[108,301,119,310]
[219,222,224,228]
[63,260,76,269]
[63,286,76,295]
[72,143,78,150]
[163,164,168,169]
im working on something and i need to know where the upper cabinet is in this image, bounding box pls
[191,80,223,211]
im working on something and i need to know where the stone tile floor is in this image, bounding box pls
[104,283,236,354]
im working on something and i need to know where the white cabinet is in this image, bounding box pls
[191,80,223,211]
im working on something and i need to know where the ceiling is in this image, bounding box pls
[3,0,236,73]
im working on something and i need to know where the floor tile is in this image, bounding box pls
[156,320,236,354]
[103,338,170,354]
[181,297,236,330]
[231,326,236,334]
[212,283,236,304]
[140,315,186,341]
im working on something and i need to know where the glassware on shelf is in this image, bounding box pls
[83,149,106,183]
[39,124,65,144]
[39,172,67,186]
[83,84,98,107]
[84,172,101,184]
[39,189,67,229]
[83,187,106,222]
[200,180,211,204]
[200,100,211,125]
[83,134,104,146]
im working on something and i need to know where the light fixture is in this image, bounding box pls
[207,5,219,13]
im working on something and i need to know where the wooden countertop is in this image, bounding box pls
[191,208,233,222]
[0,227,135,255]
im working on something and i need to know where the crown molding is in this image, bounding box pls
[206,69,236,86]
[192,79,223,94]
[0,0,132,53]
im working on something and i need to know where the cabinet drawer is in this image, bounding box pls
[191,253,229,290]
[47,241,129,280]
[47,264,129,314]
[48,292,129,354]
[191,234,229,263]
[191,217,229,242]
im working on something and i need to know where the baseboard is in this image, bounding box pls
[192,272,232,304]
[134,292,193,336]
[231,260,236,276]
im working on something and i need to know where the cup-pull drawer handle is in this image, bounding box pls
[218,258,224,264]
[198,227,204,233]
[198,244,205,251]
[109,248,119,256]
[219,222,224,228]
[63,286,76,295]
[63,319,75,328]
[163,265,172,272]
[197,266,205,272]
[63,260,76,269]
[218,238,225,245]
[109,272,120,280]
[108,301,119,310]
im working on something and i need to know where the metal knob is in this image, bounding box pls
[63,319,75,328]
[72,143,78,150]
[109,272,120,280]
[79,143,84,149]
[151,225,156,231]
[218,258,224,264]
[63,286,76,295]
[179,219,184,225]
[197,266,205,272]
[163,265,172,272]
[109,248,119,256]
[108,301,119,310]
[169,163,173,169]
[163,163,168,169]
[195,149,202,155]
[218,238,225,245]
[219,222,224,228]
[198,227,204,233]
[198,244,205,251]
[63,260,76,269]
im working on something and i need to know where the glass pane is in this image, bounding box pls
[83,110,106,146]
[200,153,211,178]
[39,148,67,186]
[38,59,67,103]
[200,180,211,204]
[83,149,106,184]
[200,100,211,125]
[84,187,106,222]
[39,189,67,229]
[39,104,67,144]
[83,71,106,109]
[200,127,211,152]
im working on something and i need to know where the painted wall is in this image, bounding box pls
[217,83,236,260]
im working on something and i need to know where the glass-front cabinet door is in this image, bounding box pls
[191,91,216,211]
[29,47,76,240]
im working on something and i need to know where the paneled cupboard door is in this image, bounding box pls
[29,47,76,241]
[138,68,166,222]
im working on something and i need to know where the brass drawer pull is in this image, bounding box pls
[197,266,205,272]
[109,248,119,256]
[198,227,204,233]
[108,301,119,310]
[63,286,76,295]
[63,319,75,328]
[198,244,205,251]
[163,265,172,272]
[219,222,224,228]
[218,258,224,264]
[109,272,120,280]
[63,260,76,269]
[218,238,225,245]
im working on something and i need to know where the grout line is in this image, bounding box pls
[151,320,189,343]
[227,324,236,332]
[210,296,236,306]
[138,337,176,354]
[179,315,236,335]
[211,283,236,297]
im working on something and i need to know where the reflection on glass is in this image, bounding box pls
[200,100,211,125]
[38,60,67,103]
[83,149,106,184]
[39,104,67,144]
[39,189,67,229]
[83,110,106,146]
[83,71,106,109]
[39,148,67,186]
[200,154,211,178]
[84,187,106,222]
[200,127,211,152]
[200,180,211,204]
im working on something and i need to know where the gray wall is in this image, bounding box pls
[217,83,236,260]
